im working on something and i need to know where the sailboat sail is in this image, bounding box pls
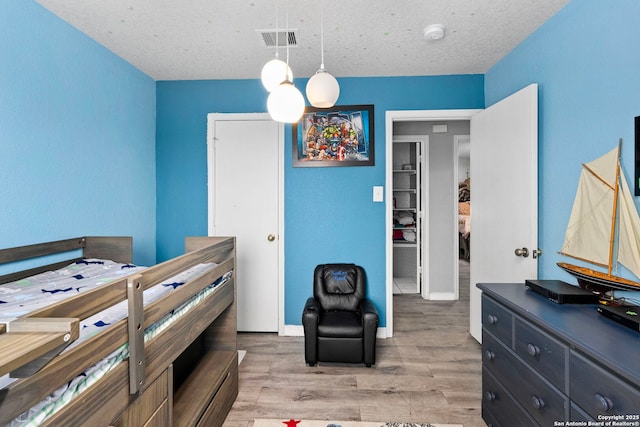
[559,144,640,290]
[616,171,640,278]
[560,147,619,267]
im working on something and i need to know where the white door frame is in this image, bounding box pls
[206,112,286,334]
[452,134,471,301]
[385,109,481,338]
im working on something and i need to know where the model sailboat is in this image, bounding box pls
[558,140,640,293]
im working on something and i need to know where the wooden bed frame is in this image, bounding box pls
[0,236,237,427]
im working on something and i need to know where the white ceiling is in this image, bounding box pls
[34,0,570,81]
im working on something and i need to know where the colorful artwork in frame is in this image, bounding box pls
[292,104,374,167]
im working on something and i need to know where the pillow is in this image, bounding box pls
[458,201,471,215]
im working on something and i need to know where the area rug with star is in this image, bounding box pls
[253,419,463,427]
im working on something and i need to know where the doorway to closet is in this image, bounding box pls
[385,110,478,337]
[391,120,471,296]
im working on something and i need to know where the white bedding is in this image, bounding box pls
[459,214,471,238]
[1,258,232,426]
[0,259,145,324]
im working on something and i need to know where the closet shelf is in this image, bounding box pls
[393,241,417,248]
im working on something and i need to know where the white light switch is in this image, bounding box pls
[373,186,384,202]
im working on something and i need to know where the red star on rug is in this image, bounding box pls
[282,420,301,427]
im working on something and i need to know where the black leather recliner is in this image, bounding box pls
[302,263,379,367]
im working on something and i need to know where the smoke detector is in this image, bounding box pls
[423,24,445,41]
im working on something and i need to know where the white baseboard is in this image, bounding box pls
[427,292,457,300]
[282,325,304,336]
[281,325,389,339]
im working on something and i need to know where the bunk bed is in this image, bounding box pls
[0,236,237,427]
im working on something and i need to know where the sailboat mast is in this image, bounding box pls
[607,139,623,275]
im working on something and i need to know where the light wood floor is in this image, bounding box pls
[223,260,485,427]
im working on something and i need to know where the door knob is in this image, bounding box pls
[267,234,276,242]
[514,247,529,257]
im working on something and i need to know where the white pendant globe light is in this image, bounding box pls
[261,57,293,92]
[305,0,340,108]
[267,79,305,123]
[306,68,339,108]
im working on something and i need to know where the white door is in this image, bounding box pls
[207,113,282,332]
[469,84,539,342]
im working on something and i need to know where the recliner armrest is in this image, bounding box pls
[359,298,378,366]
[302,297,321,365]
[359,299,378,321]
[303,297,321,312]
[303,297,321,324]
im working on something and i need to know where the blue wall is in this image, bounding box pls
[156,75,484,326]
[486,0,640,295]
[0,1,157,269]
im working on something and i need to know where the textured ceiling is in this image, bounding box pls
[35,0,570,81]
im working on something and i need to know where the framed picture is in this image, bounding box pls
[292,104,374,167]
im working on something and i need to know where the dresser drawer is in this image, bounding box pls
[514,317,567,391]
[482,330,514,385]
[483,367,538,427]
[482,294,513,345]
[483,330,568,426]
[570,351,640,419]
[570,402,594,422]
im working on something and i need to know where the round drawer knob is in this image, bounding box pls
[485,391,497,402]
[487,314,498,325]
[484,350,495,361]
[531,395,545,410]
[594,394,614,412]
[527,343,540,357]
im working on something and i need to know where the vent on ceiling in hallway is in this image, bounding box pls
[257,30,298,48]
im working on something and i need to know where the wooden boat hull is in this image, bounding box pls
[557,262,640,292]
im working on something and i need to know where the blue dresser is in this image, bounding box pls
[478,283,640,427]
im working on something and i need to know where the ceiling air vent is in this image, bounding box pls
[257,30,298,48]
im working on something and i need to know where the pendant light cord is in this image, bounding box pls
[320,0,325,69]
[285,4,290,77]
[274,1,279,59]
